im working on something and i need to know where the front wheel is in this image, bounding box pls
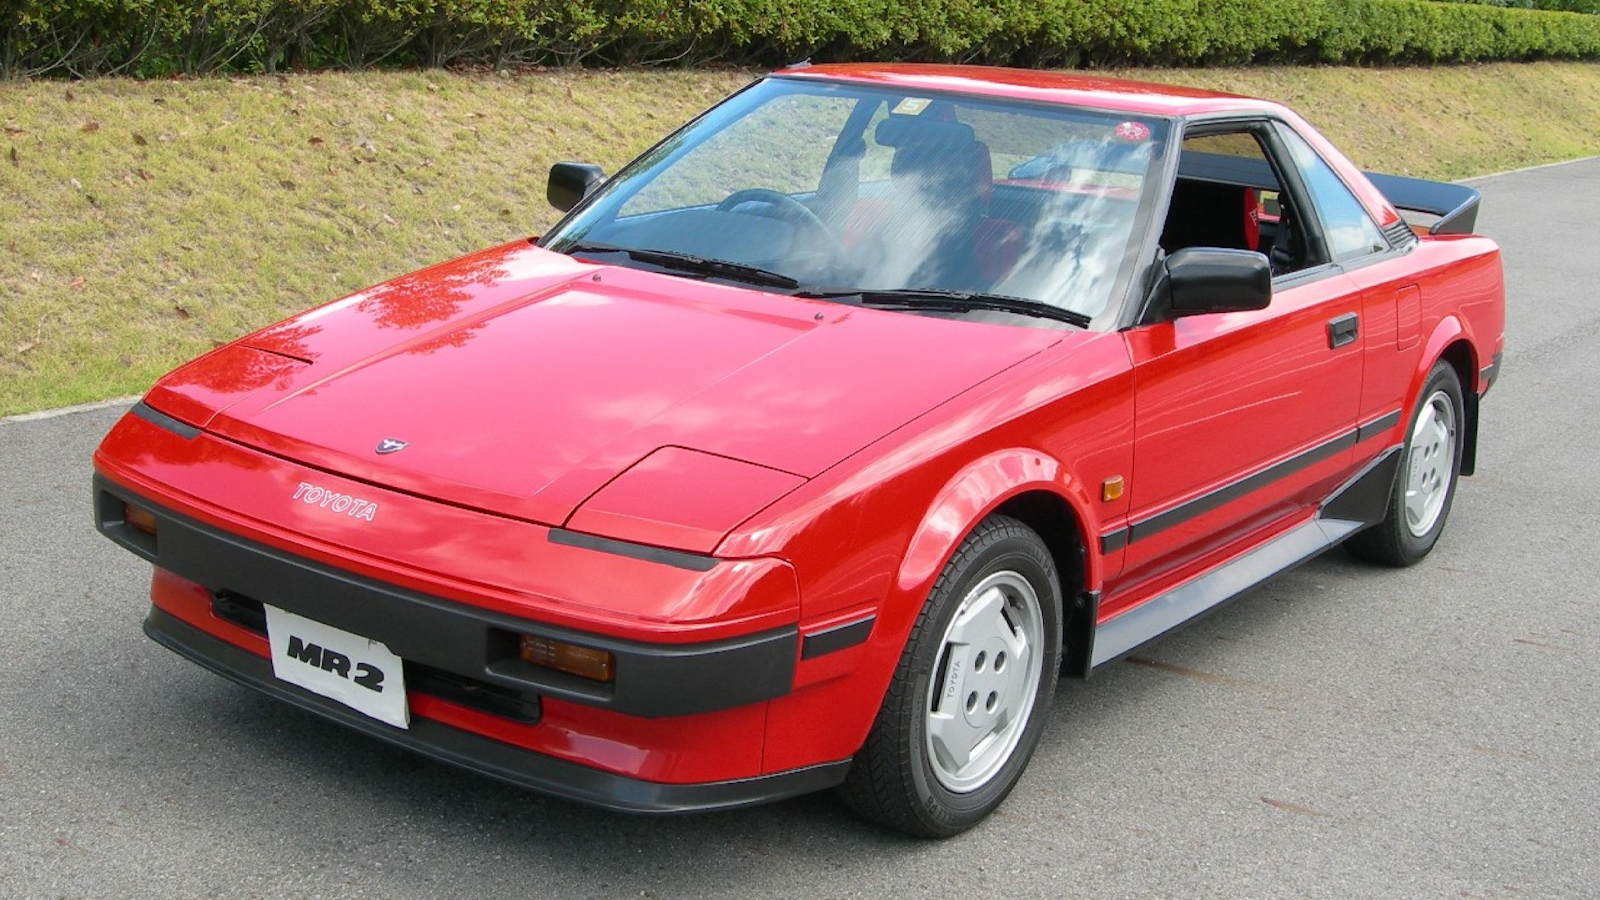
[1348,360,1466,566]
[840,516,1062,837]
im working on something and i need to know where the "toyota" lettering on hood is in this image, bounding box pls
[292,482,378,521]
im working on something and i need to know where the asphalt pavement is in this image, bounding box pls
[3,158,1599,900]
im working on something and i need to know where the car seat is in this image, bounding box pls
[1159,180,1261,254]
[852,115,1019,291]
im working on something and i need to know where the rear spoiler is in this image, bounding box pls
[1362,172,1481,236]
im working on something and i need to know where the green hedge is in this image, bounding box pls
[1428,0,1599,13]
[6,0,1600,77]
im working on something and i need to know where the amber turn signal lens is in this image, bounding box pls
[123,502,158,535]
[519,635,615,683]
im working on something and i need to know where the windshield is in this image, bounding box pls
[542,77,1170,323]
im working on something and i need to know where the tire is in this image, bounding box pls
[840,515,1063,838]
[1347,360,1466,566]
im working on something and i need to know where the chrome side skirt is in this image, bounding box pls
[1089,446,1401,669]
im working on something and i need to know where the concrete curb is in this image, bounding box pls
[0,395,139,426]
[1457,153,1600,185]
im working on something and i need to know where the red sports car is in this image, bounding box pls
[94,64,1504,837]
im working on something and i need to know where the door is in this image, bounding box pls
[1105,123,1368,610]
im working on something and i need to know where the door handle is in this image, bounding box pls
[1327,313,1359,349]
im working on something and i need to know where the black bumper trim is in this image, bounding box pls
[131,400,199,439]
[96,475,797,718]
[548,528,718,572]
[800,615,875,660]
[143,607,849,814]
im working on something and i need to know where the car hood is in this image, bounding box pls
[152,242,1062,533]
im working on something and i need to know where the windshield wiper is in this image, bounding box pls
[797,287,1091,328]
[559,242,1086,325]
[563,241,799,291]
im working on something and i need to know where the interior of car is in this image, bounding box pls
[833,114,1019,291]
[558,83,1327,321]
[1160,130,1308,277]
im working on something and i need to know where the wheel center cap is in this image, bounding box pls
[961,637,1012,728]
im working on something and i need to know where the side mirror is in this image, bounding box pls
[548,162,605,213]
[1155,247,1272,318]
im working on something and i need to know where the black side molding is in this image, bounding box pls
[1097,410,1402,554]
[1119,429,1357,546]
[1356,410,1401,444]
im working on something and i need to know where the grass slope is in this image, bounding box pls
[3,62,1598,416]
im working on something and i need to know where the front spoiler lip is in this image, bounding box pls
[143,607,850,814]
[94,474,798,718]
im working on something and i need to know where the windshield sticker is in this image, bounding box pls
[892,97,932,116]
[1114,121,1151,142]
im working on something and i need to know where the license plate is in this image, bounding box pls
[264,604,409,729]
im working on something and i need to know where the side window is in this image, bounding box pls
[1276,126,1388,263]
[1162,130,1285,265]
[619,94,856,217]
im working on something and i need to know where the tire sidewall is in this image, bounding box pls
[903,528,1063,831]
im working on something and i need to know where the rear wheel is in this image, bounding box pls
[840,516,1062,837]
[1348,360,1465,566]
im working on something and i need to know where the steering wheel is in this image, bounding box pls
[715,188,846,262]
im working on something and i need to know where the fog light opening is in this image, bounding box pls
[519,635,615,683]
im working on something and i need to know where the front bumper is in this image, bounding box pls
[96,475,797,719]
[95,473,859,808]
[143,606,848,813]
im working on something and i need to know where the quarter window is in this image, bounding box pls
[1277,127,1388,262]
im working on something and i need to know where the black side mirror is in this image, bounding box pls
[1155,247,1272,318]
[548,162,605,213]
